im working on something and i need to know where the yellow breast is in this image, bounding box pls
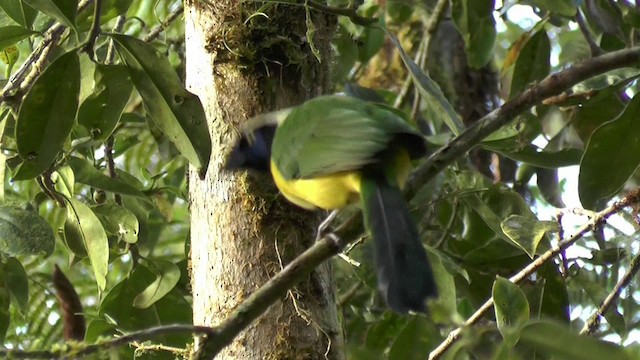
[270,161,362,210]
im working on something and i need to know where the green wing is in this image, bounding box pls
[272,95,425,180]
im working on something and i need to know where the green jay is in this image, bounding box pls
[225,95,437,313]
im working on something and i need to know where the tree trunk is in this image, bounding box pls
[184,1,342,359]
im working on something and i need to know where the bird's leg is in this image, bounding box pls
[316,209,339,242]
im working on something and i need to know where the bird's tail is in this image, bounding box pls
[360,175,438,313]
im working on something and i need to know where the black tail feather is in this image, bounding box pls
[361,176,438,313]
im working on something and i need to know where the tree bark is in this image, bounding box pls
[184,1,342,358]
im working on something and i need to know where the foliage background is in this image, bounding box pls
[0,0,640,359]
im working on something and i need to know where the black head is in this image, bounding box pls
[224,125,276,173]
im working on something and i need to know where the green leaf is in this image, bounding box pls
[0,0,37,28]
[536,167,565,208]
[133,259,180,309]
[14,51,80,180]
[0,26,37,50]
[23,0,77,32]
[65,198,109,290]
[4,257,28,312]
[520,320,631,360]
[0,206,54,256]
[493,276,530,346]
[52,164,74,198]
[570,93,625,143]
[384,29,464,134]
[92,203,138,244]
[426,248,456,323]
[510,29,550,98]
[488,145,582,169]
[532,0,577,17]
[67,156,146,198]
[100,265,191,343]
[387,316,434,359]
[108,34,211,171]
[501,215,558,258]
[357,16,385,63]
[0,284,8,343]
[78,64,133,141]
[451,0,497,68]
[579,92,640,209]
[76,0,132,30]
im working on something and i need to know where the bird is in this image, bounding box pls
[225,95,437,313]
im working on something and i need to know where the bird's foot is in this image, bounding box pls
[316,209,339,242]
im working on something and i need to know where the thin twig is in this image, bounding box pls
[143,5,185,43]
[556,210,568,277]
[0,324,217,359]
[580,251,640,335]
[306,0,378,26]
[105,16,126,64]
[428,191,640,359]
[575,8,603,57]
[337,282,363,307]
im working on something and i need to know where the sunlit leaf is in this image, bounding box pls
[52,165,74,198]
[501,215,558,258]
[0,206,54,256]
[92,203,139,244]
[67,156,146,198]
[133,259,181,309]
[78,64,133,141]
[493,276,530,346]
[109,34,211,172]
[65,198,108,290]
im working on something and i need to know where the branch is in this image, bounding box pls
[428,190,640,360]
[580,250,640,335]
[406,45,640,198]
[0,324,217,359]
[306,0,378,26]
[82,0,103,59]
